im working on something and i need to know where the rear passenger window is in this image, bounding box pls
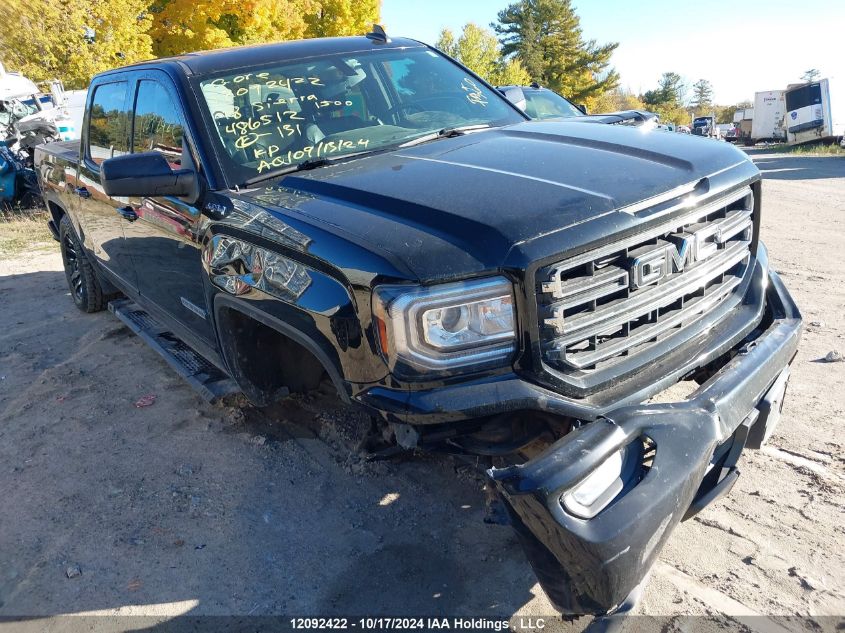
[88,82,129,164]
[132,80,184,166]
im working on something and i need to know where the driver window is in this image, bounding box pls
[132,80,184,167]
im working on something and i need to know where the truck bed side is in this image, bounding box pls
[34,139,81,237]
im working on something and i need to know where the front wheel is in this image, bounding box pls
[59,214,106,313]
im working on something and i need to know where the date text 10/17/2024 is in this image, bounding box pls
[289,617,548,631]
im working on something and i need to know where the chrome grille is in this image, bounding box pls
[537,187,754,372]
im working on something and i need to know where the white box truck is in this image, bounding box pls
[732,108,753,144]
[785,78,844,145]
[751,90,786,143]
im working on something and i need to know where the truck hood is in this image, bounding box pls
[241,120,756,281]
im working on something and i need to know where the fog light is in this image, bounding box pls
[561,442,642,519]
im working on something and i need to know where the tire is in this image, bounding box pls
[59,214,106,313]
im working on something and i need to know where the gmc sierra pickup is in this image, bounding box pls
[34,31,801,617]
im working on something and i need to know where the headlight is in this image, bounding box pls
[373,277,516,378]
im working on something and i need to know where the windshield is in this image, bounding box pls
[195,47,524,184]
[523,88,583,120]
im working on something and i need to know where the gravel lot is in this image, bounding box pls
[0,150,843,631]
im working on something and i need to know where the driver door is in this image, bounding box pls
[120,73,216,347]
[76,79,138,291]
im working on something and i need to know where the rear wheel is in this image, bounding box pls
[59,214,106,313]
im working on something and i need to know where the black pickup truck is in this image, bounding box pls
[34,32,801,617]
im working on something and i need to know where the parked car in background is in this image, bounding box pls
[497,83,585,119]
[499,83,659,127]
[574,109,659,127]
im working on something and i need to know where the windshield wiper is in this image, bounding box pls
[399,124,491,148]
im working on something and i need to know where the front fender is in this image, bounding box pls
[202,230,390,395]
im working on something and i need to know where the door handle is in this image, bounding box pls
[74,187,91,198]
[116,206,138,222]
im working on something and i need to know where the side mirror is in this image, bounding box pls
[577,104,588,115]
[101,151,199,201]
[500,87,527,112]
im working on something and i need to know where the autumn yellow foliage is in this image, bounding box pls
[1,0,154,89]
[588,89,647,115]
[150,0,316,57]
[304,0,381,38]
[0,0,381,89]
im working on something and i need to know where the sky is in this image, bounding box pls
[381,0,845,105]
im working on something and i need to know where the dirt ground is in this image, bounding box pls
[0,151,843,632]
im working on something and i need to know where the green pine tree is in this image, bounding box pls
[690,79,714,110]
[492,0,619,102]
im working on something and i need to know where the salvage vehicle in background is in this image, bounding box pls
[1,62,78,207]
[497,83,586,119]
[1,65,76,153]
[499,83,659,127]
[0,141,40,208]
[34,31,801,618]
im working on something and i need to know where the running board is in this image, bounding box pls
[108,298,240,403]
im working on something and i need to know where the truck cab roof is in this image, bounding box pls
[98,36,426,79]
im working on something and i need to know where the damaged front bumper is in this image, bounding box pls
[488,270,801,615]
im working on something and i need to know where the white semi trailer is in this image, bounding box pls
[750,90,786,143]
[785,78,843,145]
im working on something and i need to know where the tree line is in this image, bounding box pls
[1,0,817,124]
[434,3,732,124]
[438,0,620,110]
[1,0,621,100]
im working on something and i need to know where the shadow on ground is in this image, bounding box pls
[743,149,845,181]
[0,269,551,627]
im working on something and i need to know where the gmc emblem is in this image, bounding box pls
[630,225,721,289]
